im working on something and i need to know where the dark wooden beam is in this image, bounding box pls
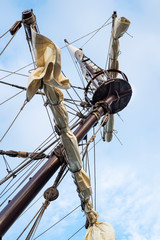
[0,105,104,238]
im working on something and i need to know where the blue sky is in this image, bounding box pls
[0,0,160,240]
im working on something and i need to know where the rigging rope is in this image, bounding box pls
[2,155,12,173]
[0,68,28,77]
[17,163,68,238]
[0,101,27,143]
[61,21,112,49]
[113,130,123,145]
[81,16,112,48]
[16,205,45,240]
[0,154,48,206]
[0,62,34,81]
[41,95,55,132]
[93,127,97,211]
[81,113,109,161]
[66,89,82,114]
[104,29,112,70]
[0,30,19,56]
[33,205,81,239]
[25,201,50,240]
[0,177,13,196]
[0,105,85,188]
[19,195,43,218]
[0,133,56,186]
[0,90,24,106]
[67,225,85,240]
[0,29,10,38]
[24,27,37,69]
[0,80,44,96]
[86,145,93,205]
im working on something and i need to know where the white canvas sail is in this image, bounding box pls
[26,28,92,196]
[104,16,130,142]
[67,43,103,84]
[26,28,116,239]
[26,28,116,237]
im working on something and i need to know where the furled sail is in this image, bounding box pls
[26,28,92,198]
[104,16,130,142]
[67,16,130,143]
[26,28,116,240]
[26,27,115,239]
[66,43,104,86]
[85,222,116,240]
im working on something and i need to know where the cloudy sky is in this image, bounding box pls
[0,0,160,240]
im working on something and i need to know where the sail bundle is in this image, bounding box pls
[104,16,130,142]
[66,15,130,143]
[26,27,112,239]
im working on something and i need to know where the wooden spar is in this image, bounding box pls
[0,103,105,237]
[0,89,132,237]
[0,93,132,234]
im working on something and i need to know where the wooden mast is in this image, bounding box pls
[0,87,132,237]
[0,103,106,237]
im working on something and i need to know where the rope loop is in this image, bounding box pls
[94,100,110,113]
[92,110,101,120]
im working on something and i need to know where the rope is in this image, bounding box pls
[61,21,112,49]
[0,90,24,106]
[67,225,85,240]
[88,138,101,153]
[0,68,28,77]
[65,102,81,113]
[0,80,44,96]
[93,127,97,211]
[25,201,50,240]
[17,163,67,238]
[0,133,57,186]
[0,101,27,143]
[0,178,13,197]
[24,27,36,69]
[0,29,10,38]
[116,112,124,122]
[57,167,69,186]
[0,62,34,81]
[52,163,67,188]
[113,130,123,145]
[0,134,56,201]
[126,31,133,38]
[86,148,93,204]
[66,89,82,113]
[16,204,45,240]
[81,113,110,161]
[104,29,112,70]
[41,95,55,132]
[81,16,112,48]
[0,153,49,206]
[2,155,12,173]
[0,30,18,56]
[33,205,81,239]
[19,195,43,218]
